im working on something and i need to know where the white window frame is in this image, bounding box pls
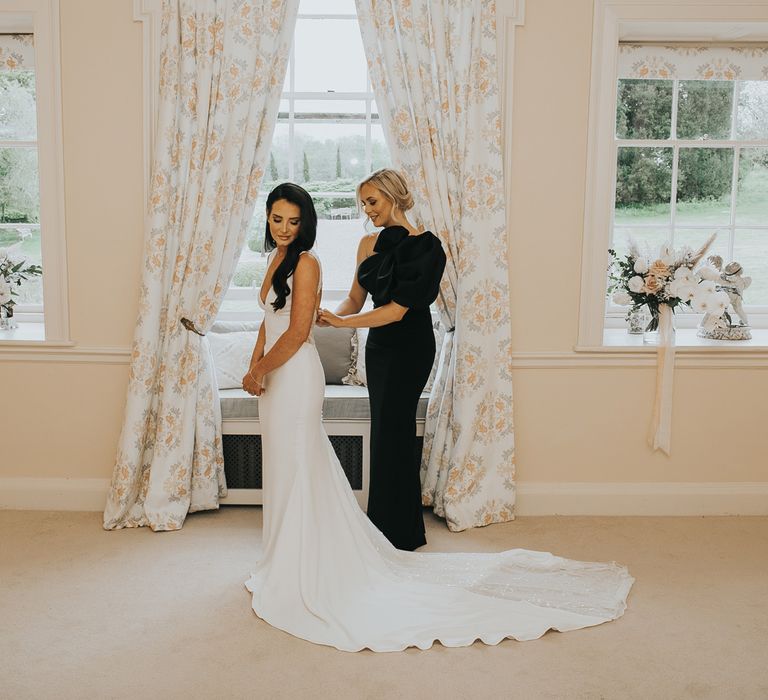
[219,7,387,320]
[578,1,768,349]
[0,0,69,343]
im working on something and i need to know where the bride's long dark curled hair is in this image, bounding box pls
[264,183,317,311]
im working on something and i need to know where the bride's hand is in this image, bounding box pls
[318,309,344,328]
[242,370,264,396]
[315,308,330,327]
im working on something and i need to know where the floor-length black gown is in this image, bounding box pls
[357,225,447,550]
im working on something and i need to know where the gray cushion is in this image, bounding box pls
[209,321,354,385]
[219,385,430,422]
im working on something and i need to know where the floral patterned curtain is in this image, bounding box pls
[356,0,515,531]
[0,34,34,71]
[618,44,768,81]
[103,0,297,531]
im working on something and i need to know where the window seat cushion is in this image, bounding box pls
[219,385,430,422]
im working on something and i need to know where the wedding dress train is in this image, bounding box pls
[245,255,633,652]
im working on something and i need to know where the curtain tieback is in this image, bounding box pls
[447,326,456,333]
[180,317,205,336]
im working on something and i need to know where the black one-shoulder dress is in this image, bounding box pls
[357,225,447,551]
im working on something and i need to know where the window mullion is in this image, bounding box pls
[728,81,741,262]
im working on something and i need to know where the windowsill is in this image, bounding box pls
[581,328,768,352]
[0,322,73,346]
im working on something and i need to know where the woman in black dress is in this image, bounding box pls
[319,169,446,550]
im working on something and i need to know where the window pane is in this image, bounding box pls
[0,71,36,141]
[736,148,768,225]
[293,99,366,117]
[732,230,768,306]
[615,79,672,140]
[294,19,367,92]
[0,225,42,305]
[314,215,366,291]
[232,193,269,290]
[294,122,366,184]
[673,228,729,264]
[614,147,672,225]
[265,122,290,188]
[735,81,768,140]
[611,227,671,260]
[676,147,733,225]
[371,123,389,172]
[0,147,39,223]
[677,80,733,140]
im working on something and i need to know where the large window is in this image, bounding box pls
[219,0,390,317]
[0,3,68,343]
[611,61,768,318]
[0,34,42,319]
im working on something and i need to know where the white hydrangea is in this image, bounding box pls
[612,290,632,306]
[698,280,717,295]
[633,258,648,274]
[628,276,645,293]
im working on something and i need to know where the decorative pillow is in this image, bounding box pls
[314,326,355,385]
[343,323,443,391]
[207,331,258,389]
[208,324,355,388]
[342,328,368,386]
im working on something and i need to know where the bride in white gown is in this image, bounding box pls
[242,183,634,652]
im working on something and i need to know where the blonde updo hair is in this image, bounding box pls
[357,168,414,215]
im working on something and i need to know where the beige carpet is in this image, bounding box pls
[1,508,767,700]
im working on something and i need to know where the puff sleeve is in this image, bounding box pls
[389,232,447,310]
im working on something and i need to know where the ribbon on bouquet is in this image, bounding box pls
[649,304,675,455]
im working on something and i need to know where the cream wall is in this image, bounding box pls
[0,0,142,478]
[0,0,766,507]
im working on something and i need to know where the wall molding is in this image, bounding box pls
[0,345,131,363]
[1,346,766,368]
[515,481,768,516]
[133,0,163,212]
[3,477,767,516]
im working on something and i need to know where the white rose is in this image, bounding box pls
[666,279,683,299]
[633,258,648,274]
[0,280,11,306]
[628,276,645,293]
[612,290,632,306]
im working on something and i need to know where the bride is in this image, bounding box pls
[242,182,633,652]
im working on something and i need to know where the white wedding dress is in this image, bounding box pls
[245,253,634,652]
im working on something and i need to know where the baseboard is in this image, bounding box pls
[2,478,767,516]
[514,482,768,516]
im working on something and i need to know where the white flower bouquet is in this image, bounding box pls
[0,248,43,322]
[607,233,729,332]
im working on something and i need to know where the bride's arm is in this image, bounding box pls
[249,254,320,382]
